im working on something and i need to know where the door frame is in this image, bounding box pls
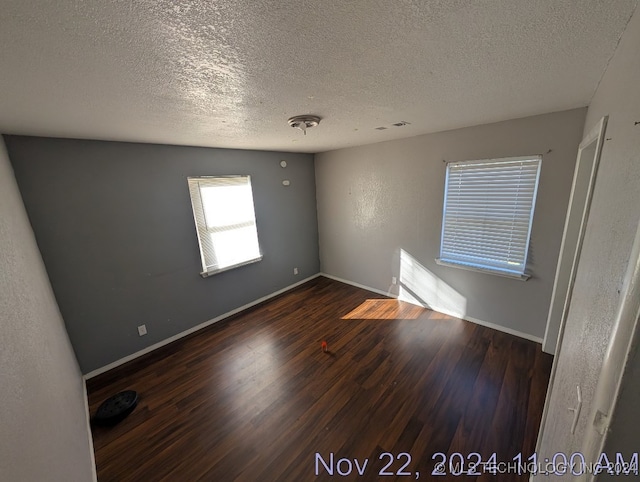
[542,116,608,354]
[534,116,608,468]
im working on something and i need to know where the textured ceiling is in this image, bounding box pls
[0,1,637,153]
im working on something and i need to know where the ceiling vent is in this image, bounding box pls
[288,115,321,135]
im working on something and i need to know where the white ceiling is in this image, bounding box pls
[0,1,637,153]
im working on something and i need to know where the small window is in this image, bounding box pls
[187,176,262,277]
[437,156,542,279]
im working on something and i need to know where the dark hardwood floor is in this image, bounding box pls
[87,276,552,481]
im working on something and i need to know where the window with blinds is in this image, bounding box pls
[437,156,542,279]
[187,176,262,277]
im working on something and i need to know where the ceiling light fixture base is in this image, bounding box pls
[288,115,321,135]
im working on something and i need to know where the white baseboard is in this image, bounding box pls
[81,376,98,481]
[84,273,321,379]
[319,272,542,344]
[319,272,396,298]
[462,315,543,344]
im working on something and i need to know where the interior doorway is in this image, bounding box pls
[542,116,608,354]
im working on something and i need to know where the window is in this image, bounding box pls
[187,176,262,277]
[437,156,542,279]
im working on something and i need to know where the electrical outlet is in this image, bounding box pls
[293,267,299,275]
[138,324,147,336]
[392,276,397,285]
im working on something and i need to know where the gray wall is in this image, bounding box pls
[536,8,640,479]
[6,137,320,373]
[315,108,586,340]
[0,138,95,480]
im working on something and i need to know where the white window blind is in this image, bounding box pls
[187,176,262,277]
[438,156,542,278]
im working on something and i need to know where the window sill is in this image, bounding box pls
[200,256,263,278]
[435,258,530,281]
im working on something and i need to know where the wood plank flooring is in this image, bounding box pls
[87,276,552,481]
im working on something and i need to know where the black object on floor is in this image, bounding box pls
[93,390,138,426]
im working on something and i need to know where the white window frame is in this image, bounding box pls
[187,175,262,277]
[436,155,542,280]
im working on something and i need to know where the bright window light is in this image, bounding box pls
[437,156,542,279]
[188,176,262,277]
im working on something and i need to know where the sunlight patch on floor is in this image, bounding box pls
[341,298,427,320]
